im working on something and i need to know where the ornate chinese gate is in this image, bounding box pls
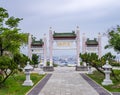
[28,34,47,66]
[49,27,80,68]
[82,33,101,58]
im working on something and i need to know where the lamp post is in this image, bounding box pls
[22,61,34,86]
[102,60,113,85]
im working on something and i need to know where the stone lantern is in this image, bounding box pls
[39,62,45,75]
[22,61,34,86]
[102,60,113,85]
[87,63,92,74]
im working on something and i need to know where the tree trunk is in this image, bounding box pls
[0,50,3,56]
[0,70,13,85]
[89,62,105,75]
[94,66,104,75]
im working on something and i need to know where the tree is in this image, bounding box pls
[105,25,120,53]
[104,25,120,81]
[80,53,104,74]
[13,53,30,68]
[101,52,119,80]
[0,7,28,85]
[80,52,119,81]
[32,54,39,68]
[100,52,116,64]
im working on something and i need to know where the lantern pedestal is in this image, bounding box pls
[88,65,93,74]
[39,68,45,74]
[39,62,45,74]
[22,62,34,86]
[23,79,34,86]
[102,71,113,85]
[102,79,113,85]
[102,61,113,85]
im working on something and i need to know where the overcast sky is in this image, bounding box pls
[0,0,120,56]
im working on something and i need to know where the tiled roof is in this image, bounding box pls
[86,38,98,45]
[31,39,44,47]
[53,31,76,39]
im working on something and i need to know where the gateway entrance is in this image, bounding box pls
[49,27,80,70]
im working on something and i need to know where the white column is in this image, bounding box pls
[82,33,87,66]
[76,26,80,66]
[43,34,47,66]
[28,33,32,60]
[82,33,86,54]
[49,27,53,66]
[98,33,101,58]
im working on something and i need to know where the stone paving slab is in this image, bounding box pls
[38,68,99,95]
[27,67,120,95]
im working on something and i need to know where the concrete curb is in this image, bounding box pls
[26,74,52,95]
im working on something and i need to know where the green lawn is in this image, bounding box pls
[0,73,45,95]
[88,70,120,92]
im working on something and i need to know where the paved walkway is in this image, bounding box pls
[38,67,99,95]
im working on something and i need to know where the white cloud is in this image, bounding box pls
[25,0,120,16]
[1,0,120,55]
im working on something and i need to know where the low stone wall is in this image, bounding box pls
[43,66,54,71]
[75,66,88,71]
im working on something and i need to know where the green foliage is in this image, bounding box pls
[32,54,39,67]
[80,53,104,74]
[80,62,83,65]
[0,7,8,25]
[53,63,58,67]
[113,70,120,76]
[0,28,28,54]
[0,7,28,55]
[80,53,100,66]
[105,25,120,53]
[0,73,45,95]
[0,56,17,70]
[100,52,120,67]
[46,61,58,67]
[88,70,120,92]
[80,52,120,81]
[0,56,18,84]
[110,62,120,66]
[13,53,30,68]
[5,16,23,28]
[0,7,28,85]
[47,61,50,66]
[100,52,116,65]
